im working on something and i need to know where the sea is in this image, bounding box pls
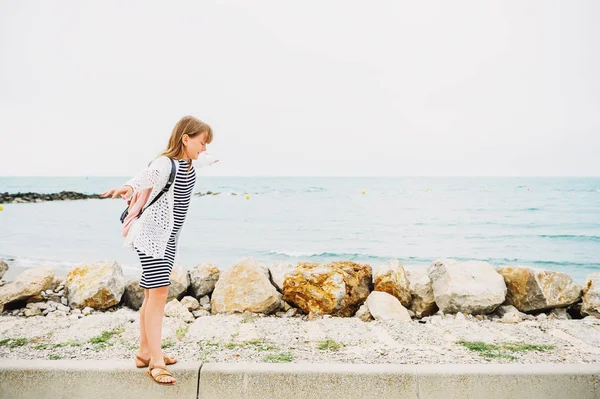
[1,176,599,283]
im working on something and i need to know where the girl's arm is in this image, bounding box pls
[123,156,171,193]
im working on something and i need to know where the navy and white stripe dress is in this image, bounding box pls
[137,159,196,289]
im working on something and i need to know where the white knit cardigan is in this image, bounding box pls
[122,156,187,259]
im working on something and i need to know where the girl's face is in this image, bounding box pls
[183,131,208,160]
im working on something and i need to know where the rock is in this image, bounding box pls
[495,305,525,318]
[189,263,220,298]
[430,315,443,325]
[428,259,507,314]
[192,309,210,318]
[199,295,211,310]
[24,306,42,317]
[406,268,438,318]
[68,314,80,321]
[283,260,372,317]
[500,312,522,324]
[549,307,571,320]
[268,262,296,292]
[167,264,190,302]
[373,259,412,307]
[65,261,125,310]
[455,312,466,321]
[82,307,93,316]
[355,302,373,322]
[48,277,63,292]
[536,313,547,321]
[61,297,68,306]
[181,296,200,311]
[497,266,582,313]
[122,279,145,310]
[164,299,195,323]
[0,260,8,280]
[0,266,54,311]
[365,291,411,321]
[284,308,298,318]
[56,303,69,312]
[211,258,282,314]
[581,273,600,318]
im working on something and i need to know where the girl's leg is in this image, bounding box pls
[146,285,176,383]
[135,289,150,364]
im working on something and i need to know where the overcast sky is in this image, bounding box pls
[1,1,598,177]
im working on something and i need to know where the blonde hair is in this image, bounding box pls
[160,116,213,171]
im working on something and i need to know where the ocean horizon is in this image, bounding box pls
[1,176,599,283]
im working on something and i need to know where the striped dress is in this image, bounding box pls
[137,159,196,289]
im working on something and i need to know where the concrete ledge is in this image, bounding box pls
[1,361,598,399]
[0,360,200,399]
[199,363,600,399]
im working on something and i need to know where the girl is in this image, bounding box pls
[102,115,214,385]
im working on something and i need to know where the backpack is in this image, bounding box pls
[120,158,176,236]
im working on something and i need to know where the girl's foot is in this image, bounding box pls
[147,363,177,385]
[136,352,177,368]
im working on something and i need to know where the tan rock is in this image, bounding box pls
[497,266,582,313]
[582,273,600,318]
[373,259,412,307]
[181,295,200,311]
[406,268,438,318]
[428,259,506,314]
[0,260,8,280]
[0,266,54,310]
[365,291,411,321]
[283,260,372,317]
[164,299,194,323]
[211,258,282,314]
[189,263,220,298]
[355,302,373,322]
[167,264,190,302]
[123,279,144,310]
[65,261,125,310]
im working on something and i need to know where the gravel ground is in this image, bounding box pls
[1,308,599,365]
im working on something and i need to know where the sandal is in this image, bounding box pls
[146,364,176,385]
[136,354,177,368]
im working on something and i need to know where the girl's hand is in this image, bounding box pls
[101,185,133,199]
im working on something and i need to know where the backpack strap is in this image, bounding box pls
[139,158,176,216]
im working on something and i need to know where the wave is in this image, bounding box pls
[539,234,600,242]
[268,250,390,261]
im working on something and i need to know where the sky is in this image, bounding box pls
[0,1,599,177]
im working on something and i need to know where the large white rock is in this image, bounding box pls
[365,291,411,321]
[0,266,54,311]
[427,259,507,314]
[582,273,600,318]
[189,263,220,298]
[167,263,190,302]
[406,268,438,318]
[65,261,125,310]
[268,262,296,292]
[211,258,282,314]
